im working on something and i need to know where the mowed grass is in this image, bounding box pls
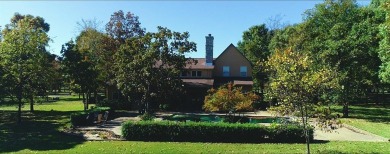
[332,105,390,138]
[0,95,93,111]
[11,141,390,154]
[1,96,390,153]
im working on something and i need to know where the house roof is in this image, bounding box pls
[182,79,214,87]
[214,43,253,66]
[184,58,214,70]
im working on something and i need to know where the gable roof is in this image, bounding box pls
[185,58,214,69]
[214,43,252,66]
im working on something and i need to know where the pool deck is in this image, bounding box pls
[75,110,388,142]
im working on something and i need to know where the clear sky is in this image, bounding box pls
[0,1,370,58]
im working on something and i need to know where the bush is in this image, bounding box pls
[122,121,312,143]
[90,106,111,114]
[97,99,130,110]
[139,112,155,121]
[70,107,112,127]
[268,124,314,142]
[70,112,92,126]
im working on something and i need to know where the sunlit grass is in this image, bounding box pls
[332,105,390,138]
[341,118,390,138]
[14,141,390,154]
[1,96,389,153]
[0,95,93,112]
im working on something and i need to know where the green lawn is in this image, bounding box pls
[12,141,390,154]
[332,105,390,138]
[1,97,389,153]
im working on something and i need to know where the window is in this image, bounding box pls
[223,66,230,77]
[181,71,187,77]
[197,71,202,77]
[240,66,247,77]
[192,71,202,77]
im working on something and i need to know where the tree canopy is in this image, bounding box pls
[114,26,196,113]
[0,13,51,122]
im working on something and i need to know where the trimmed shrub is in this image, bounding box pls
[268,124,314,143]
[139,112,155,121]
[70,107,111,127]
[70,112,91,126]
[121,121,312,143]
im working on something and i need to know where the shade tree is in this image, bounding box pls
[0,13,51,123]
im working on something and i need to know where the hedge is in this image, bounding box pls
[122,121,313,143]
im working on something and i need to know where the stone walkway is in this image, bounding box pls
[76,111,389,142]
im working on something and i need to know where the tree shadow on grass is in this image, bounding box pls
[0,110,85,153]
[333,106,390,123]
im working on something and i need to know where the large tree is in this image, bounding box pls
[0,13,51,122]
[379,1,390,85]
[237,24,274,102]
[61,40,98,110]
[114,26,196,113]
[105,10,145,44]
[302,0,385,117]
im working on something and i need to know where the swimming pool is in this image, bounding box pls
[164,114,285,124]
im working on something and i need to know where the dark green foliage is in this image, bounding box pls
[70,107,111,126]
[268,124,314,143]
[139,112,155,121]
[89,106,111,113]
[70,112,91,126]
[97,99,129,110]
[121,121,312,143]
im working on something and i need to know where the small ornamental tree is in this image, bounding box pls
[203,83,259,113]
[264,48,340,154]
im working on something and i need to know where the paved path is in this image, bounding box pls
[77,111,388,142]
[314,124,388,142]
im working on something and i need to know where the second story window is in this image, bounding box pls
[223,66,230,77]
[240,66,247,77]
[192,71,202,77]
[197,71,202,77]
[181,71,187,77]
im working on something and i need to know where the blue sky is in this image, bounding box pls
[0,1,370,58]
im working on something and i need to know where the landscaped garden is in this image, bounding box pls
[1,95,389,154]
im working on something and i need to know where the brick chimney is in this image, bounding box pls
[205,34,214,66]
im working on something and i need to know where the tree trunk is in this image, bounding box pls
[82,92,86,111]
[17,84,22,124]
[18,95,22,124]
[86,91,90,110]
[342,102,349,118]
[300,103,310,154]
[29,95,34,112]
[94,91,98,105]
